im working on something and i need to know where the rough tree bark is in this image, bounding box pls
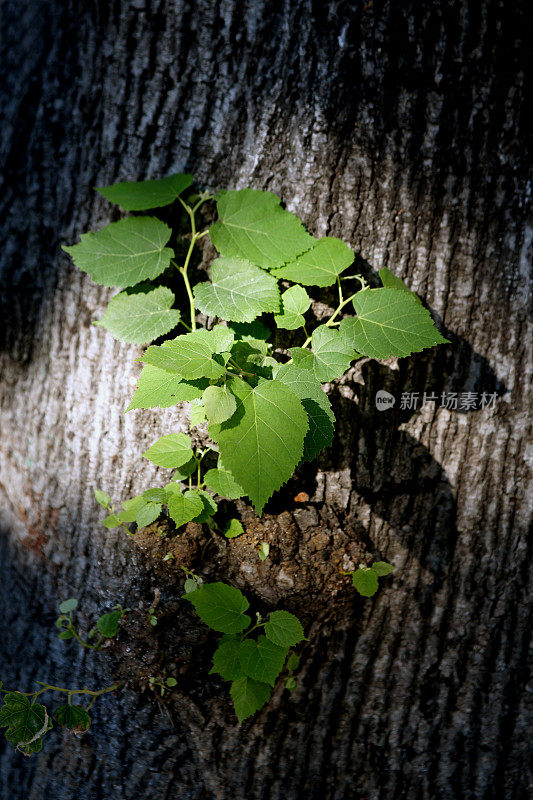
[0,1,530,798]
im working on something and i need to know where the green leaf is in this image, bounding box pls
[143,433,193,468]
[118,494,161,527]
[223,518,245,538]
[272,237,354,286]
[352,568,379,597]
[190,489,217,522]
[21,737,44,754]
[189,399,207,427]
[229,341,276,380]
[118,495,148,522]
[290,347,315,371]
[264,610,304,648]
[97,609,123,637]
[0,694,48,746]
[166,677,177,687]
[286,652,300,671]
[168,458,197,481]
[211,324,235,353]
[372,561,395,576]
[54,704,91,732]
[185,582,251,633]
[228,320,271,344]
[230,676,271,723]
[273,362,335,461]
[166,487,204,527]
[210,636,245,681]
[258,542,270,561]
[62,217,174,288]
[142,488,168,503]
[95,286,180,344]
[210,189,313,269]
[135,503,162,527]
[59,598,78,614]
[204,468,244,499]
[193,257,280,322]
[141,330,226,380]
[209,377,308,514]
[339,288,450,359]
[94,489,111,509]
[285,676,297,691]
[310,325,356,381]
[202,385,237,424]
[58,630,74,640]
[378,267,420,298]
[184,578,198,594]
[96,173,194,210]
[126,365,207,412]
[238,636,287,686]
[274,285,310,330]
[101,513,121,529]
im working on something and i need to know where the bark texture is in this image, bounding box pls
[0,1,531,799]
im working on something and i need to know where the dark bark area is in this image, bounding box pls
[0,1,531,799]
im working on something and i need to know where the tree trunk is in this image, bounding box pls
[0,1,530,798]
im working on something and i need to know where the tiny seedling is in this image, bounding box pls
[344,561,396,597]
[284,652,301,692]
[55,597,126,649]
[148,676,177,697]
[258,542,270,561]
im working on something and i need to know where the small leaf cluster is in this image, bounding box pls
[1,599,122,755]
[56,596,125,648]
[148,676,177,696]
[347,561,396,597]
[183,581,304,723]
[63,174,449,518]
[0,685,113,756]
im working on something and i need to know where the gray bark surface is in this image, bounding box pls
[0,1,531,799]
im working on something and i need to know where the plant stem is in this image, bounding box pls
[299,290,359,349]
[34,682,121,699]
[67,625,99,651]
[180,258,197,332]
[172,192,214,332]
[173,200,199,331]
[226,358,257,379]
[1,682,122,700]
[196,458,202,490]
[191,193,214,214]
[340,274,368,287]
[108,504,135,537]
[337,276,344,308]
[242,622,266,640]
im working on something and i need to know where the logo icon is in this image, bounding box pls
[375,390,396,411]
